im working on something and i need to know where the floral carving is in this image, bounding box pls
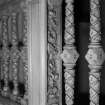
[47,1,62,105]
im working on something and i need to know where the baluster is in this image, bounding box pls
[22,11,28,100]
[11,12,18,46]
[2,47,10,97]
[23,11,28,46]
[10,12,19,100]
[11,46,19,100]
[85,0,105,105]
[0,20,3,86]
[19,46,28,105]
[1,15,10,96]
[60,0,79,105]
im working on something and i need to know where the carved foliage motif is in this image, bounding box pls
[47,1,62,105]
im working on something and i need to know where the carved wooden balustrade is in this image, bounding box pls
[0,1,29,105]
[60,0,79,105]
[85,0,105,105]
[47,0,79,105]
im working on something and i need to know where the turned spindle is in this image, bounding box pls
[11,12,19,99]
[2,16,10,96]
[85,0,105,105]
[61,0,79,105]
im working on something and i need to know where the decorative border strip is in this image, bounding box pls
[47,0,62,105]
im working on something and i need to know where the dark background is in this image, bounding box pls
[62,0,105,105]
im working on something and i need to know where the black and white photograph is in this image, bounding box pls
[0,0,105,105]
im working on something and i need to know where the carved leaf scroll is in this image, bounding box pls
[47,0,62,105]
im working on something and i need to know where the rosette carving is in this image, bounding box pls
[85,0,105,105]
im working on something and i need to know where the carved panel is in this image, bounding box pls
[47,1,62,105]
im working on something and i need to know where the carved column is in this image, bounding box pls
[1,15,10,96]
[60,0,79,105]
[85,0,105,105]
[47,0,62,105]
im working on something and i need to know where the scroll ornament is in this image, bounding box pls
[1,15,10,97]
[47,1,62,105]
[85,0,105,105]
[60,0,79,105]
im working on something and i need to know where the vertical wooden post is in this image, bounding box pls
[11,12,19,98]
[60,0,79,105]
[85,0,105,105]
[47,0,62,105]
[2,15,10,97]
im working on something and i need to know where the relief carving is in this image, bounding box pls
[85,0,105,105]
[47,1,62,105]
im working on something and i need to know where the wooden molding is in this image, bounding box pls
[46,0,62,105]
